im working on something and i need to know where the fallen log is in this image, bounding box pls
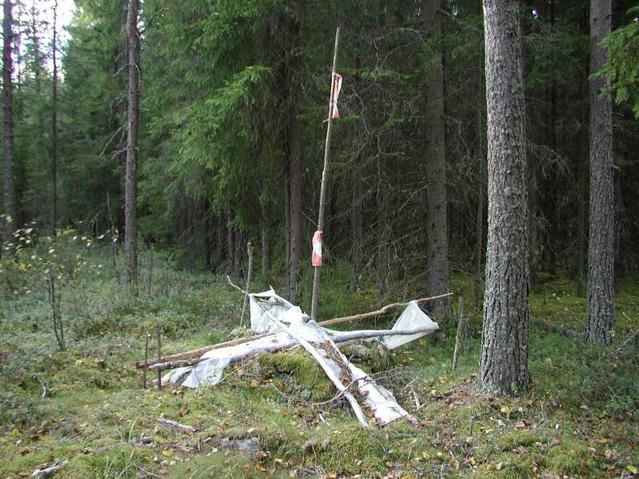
[149,327,437,372]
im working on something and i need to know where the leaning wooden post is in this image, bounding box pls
[310,26,341,322]
[156,324,162,389]
[452,297,467,370]
[239,241,254,329]
[143,333,149,389]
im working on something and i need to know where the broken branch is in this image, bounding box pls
[318,292,453,327]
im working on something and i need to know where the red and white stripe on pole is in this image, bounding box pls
[312,230,323,267]
[329,73,342,120]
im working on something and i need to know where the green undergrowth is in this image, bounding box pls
[0,247,637,478]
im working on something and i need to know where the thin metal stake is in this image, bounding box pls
[311,26,341,321]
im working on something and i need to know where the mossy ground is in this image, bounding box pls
[0,247,637,478]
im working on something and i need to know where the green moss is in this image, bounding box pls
[257,350,334,401]
[498,429,546,451]
[546,437,600,477]
[1,254,637,479]
[340,341,393,373]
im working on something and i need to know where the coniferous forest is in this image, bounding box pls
[1,1,638,478]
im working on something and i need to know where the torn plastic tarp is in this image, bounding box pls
[249,289,303,333]
[162,290,438,426]
[383,300,438,350]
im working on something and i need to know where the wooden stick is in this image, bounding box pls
[318,292,453,327]
[240,241,254,329]
[452,297,466,370]
[311,26,341,321]
[143,333,149,389]
[156,324,162,389]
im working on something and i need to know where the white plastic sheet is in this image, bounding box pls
[248,289,302,333]
[382,300,439,350]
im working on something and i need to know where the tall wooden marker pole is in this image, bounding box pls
[310,27,341,322]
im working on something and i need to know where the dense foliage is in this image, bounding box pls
[2,0,639,299]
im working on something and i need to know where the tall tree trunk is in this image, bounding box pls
[2,0,16,245]
[30,2,46,222]
[479,0,530,396]
[124,0,140,288]
[474,48,485,306]
[586,0,614,344]
[287,92,302,303]
[51,0,58,231]
[423,0,450,314]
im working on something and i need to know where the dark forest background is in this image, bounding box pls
[2,0,639,301]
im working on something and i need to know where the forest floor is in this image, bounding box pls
[0,247,638,479]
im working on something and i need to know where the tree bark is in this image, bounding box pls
[124,0,140,288]
[586,0,614,344]
[51,0,59,232]
[478,0,530,396]
[2,0,16,245]
[423,0,450,314]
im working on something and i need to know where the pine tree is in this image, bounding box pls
[478,0,530,396]
[586,0,614,344]
[3,0,16,244]
[124,0,140,288]
[423,0,450,313]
